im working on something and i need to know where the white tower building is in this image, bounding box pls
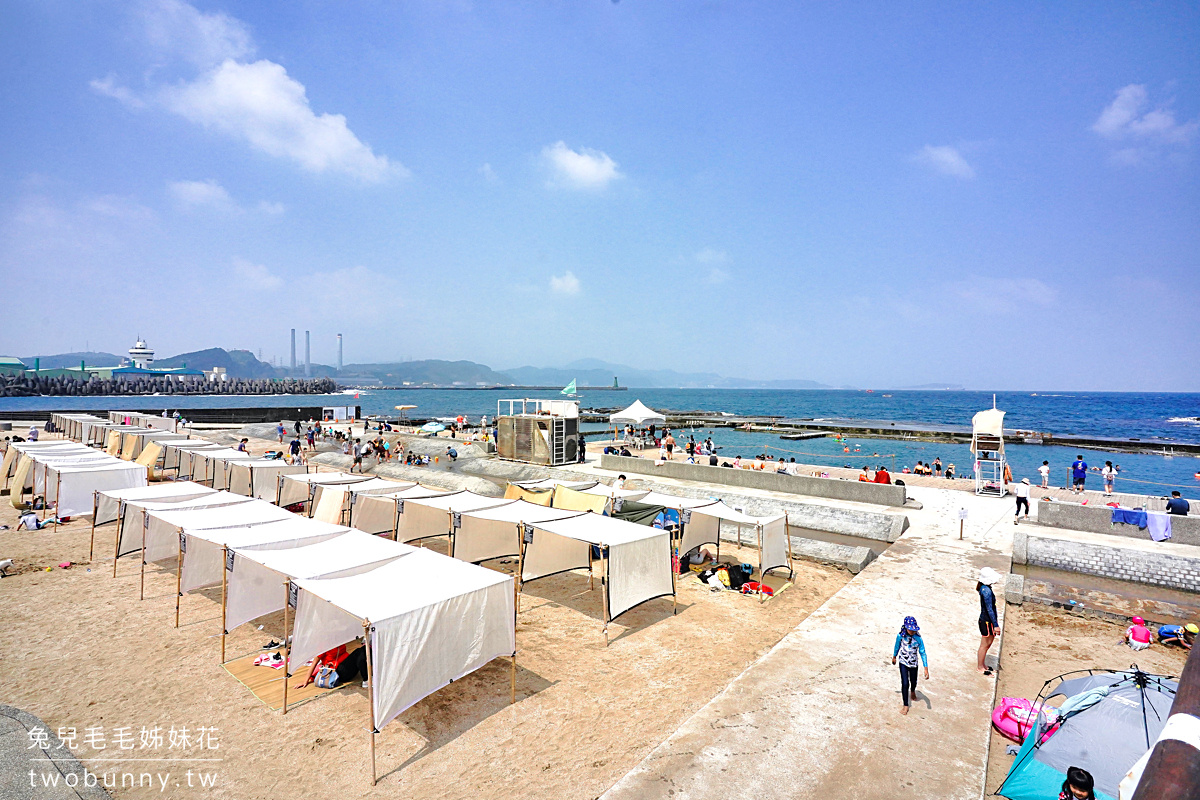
[128,338,154,370]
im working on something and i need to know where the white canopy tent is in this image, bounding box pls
[179,516,350,656]
[225,531,416,643]
[609,400,666,427]
[225,460,308,500]
[43,460,148,518]
[524,512,675,644]
[164,441,225,473]
[276,471,372,508]
[579,482,650,501]
[113,491,256,572]
[513,478,596,491]
[319,477,418,526]
[343,483,443,535]
[394,492,511,545]
[120,429,189,459]
[453,499,581,565]
[90,481,215,560]
[289,548,516,782]
[677,501,793,582]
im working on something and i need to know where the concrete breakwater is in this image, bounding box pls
[583,408,1200,456]
[0,373,337,397]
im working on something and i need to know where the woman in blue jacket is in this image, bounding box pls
[892,615,929,715]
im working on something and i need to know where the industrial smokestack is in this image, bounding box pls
[304,330,311,378]
[337,334,343,372]
[290,329,296,372]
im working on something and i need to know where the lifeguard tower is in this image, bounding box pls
[971,404,1007,497]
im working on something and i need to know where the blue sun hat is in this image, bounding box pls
[902,616,920,634]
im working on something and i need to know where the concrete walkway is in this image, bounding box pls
[0,705,109,800]
[600,485,1016,800]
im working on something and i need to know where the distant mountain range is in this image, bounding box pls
[18,349,957,390]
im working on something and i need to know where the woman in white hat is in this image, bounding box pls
[1014,478,1031,524]
[977,567,1002,675]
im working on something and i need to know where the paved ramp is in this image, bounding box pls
[601,486,1015,800]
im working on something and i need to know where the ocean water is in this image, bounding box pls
[4,389,1199,497]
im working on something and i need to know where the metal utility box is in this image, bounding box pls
[496,399,579,466]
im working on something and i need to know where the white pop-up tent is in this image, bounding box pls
[523,512,675,644]
[113,491,256,573]
[309,477,419,526]
[579,482,650,502]
[676,500,794,582]
[165,441,225,474]
[344,483,445,536]
[225,460,308,500]
[289,547,516,783]
[609,400,666,427]
[276,471,372,508]
[43,460,148,519]
[224,532,416,678]
[184,448,254,487]
[395,492,512,545]
[141,500,296,604]
[178,516,350,656]
[90,481,215,560]
[513,478,597,491]
[453,499,581,565]
[120,429,189,460]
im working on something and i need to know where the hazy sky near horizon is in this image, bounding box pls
[1,1,1198,391]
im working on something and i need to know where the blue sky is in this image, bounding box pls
[1,1,1197,390]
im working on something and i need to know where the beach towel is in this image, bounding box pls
[1111,508,1147,529]
[1147,511,1172,542]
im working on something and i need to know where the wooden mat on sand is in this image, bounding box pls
[223,647,354,711]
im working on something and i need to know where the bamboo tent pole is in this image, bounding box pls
[219,545,228,662]
[174,529,183,626]
[282,578,291,714]
[364,620,377,786]
[89,491,98,560]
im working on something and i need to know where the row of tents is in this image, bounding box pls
[15,421,799,783]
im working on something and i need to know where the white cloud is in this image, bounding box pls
[233,257,283,290]
[168,178,283,214]
[1093,84,1198,143]
[89,75,146,109]
[479,163,500,183]
[168,178,232,209]
[950,276,1056,312]
[92,1,402,183]
[913,145,975,179]
[163,59,402,182]
[706,267,729,284]
[142,0,255,68]
[542,141,622,189]
[84,195,155,221]
[694,247,728,264]
[549,271,581,295]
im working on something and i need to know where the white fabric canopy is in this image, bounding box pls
[677,501,791,578]
[609,400,666,426]
[95,481,215,526]
[44,461,148,516]
[630,491,720,510]
[180,517,349,593]
[291,548,515,729]
[525,513,674,622]
[396,492,511,544]
[277,472,371,506]
[117,492,254,560]
[224,460,308,500]
[225,532,416,633]
[514,478,596,491]
[580,483,650,500]
[143,500,294,563]
[453,500,581,564]
[347,485,450,536]
[163,441,224,471]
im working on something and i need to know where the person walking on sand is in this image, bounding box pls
[1014,478,1031,524]
[891,616,929,715]
[976,567,1002,675]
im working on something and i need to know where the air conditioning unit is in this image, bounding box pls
[497,414,579,466]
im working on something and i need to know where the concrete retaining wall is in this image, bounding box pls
[1015,528,1200,593]
[1037,500,1200,546]
[309,453,504,496]
[599,454,908,507]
